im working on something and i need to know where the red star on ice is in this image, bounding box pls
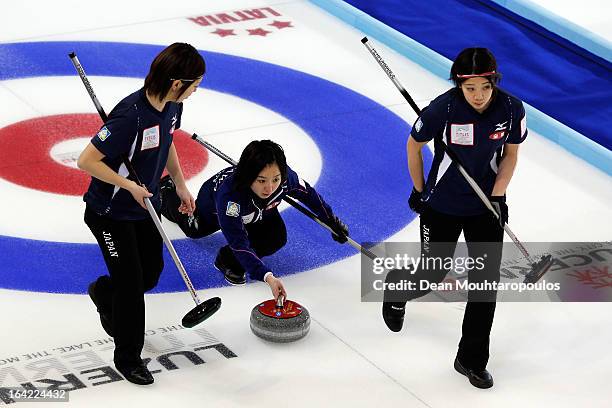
[268,20,293,29]
[211,28,235,37]
[247,28,271,37]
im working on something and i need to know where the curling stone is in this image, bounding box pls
[250,296,310,343]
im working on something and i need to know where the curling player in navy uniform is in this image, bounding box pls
[160,140,349,298]
[78,43,203,385]
[382,48,527,389]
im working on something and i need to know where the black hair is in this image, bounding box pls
[144,43,205,102]
[233,140,288,192]
[450,47,501,87]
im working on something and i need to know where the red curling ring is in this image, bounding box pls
[0,113,208,196]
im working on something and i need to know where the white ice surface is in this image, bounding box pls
[0,1,610,407]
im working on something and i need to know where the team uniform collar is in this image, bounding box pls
[138,88,171,118]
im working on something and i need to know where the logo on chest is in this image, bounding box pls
[170,114,178,135]
[141,125,160,150]
[489,121,507,140]
[242,212,255,224]
[265,201,280,210]
[450,123,474,146]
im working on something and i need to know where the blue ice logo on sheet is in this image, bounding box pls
[0,41,430,294]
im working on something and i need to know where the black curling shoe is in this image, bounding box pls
[88,282,113,337]
[215,258,246,285]
[116,363,154,386]
[214,247,246,285]
[454,357,494,389]
[382,302,405,332]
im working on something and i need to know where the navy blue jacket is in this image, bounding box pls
[84,88,182,220]
[196,166,334,281]
[411,87,527,216]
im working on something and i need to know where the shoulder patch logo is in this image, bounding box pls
[226,201,240,217]
[96,126,111,141]
[414,118,423,133]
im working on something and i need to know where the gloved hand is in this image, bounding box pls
[489,195,508,227]
[408,187,425,214]
[329,215,349,244]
